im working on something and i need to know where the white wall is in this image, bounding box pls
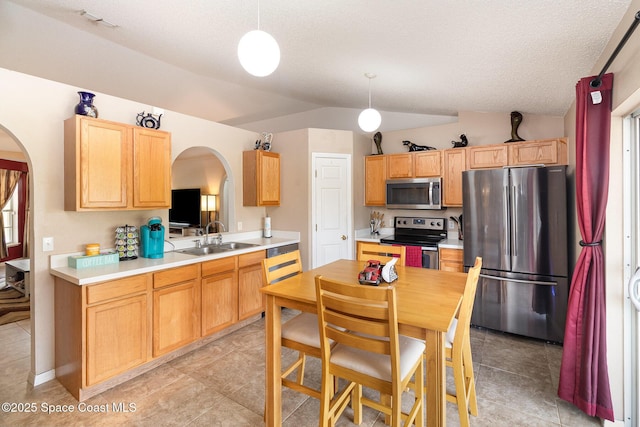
[0,67,262,383]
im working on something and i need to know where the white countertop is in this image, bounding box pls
[50,231,300,286]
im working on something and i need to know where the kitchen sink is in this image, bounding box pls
[216,242,259,250]
[177,241,259,256]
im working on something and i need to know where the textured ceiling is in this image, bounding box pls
[2,0,634,132]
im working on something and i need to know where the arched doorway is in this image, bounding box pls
[0,125,33,383]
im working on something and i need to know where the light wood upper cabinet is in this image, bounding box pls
[243,150,280,206]
[387,153,413,179]
[387,151,441,178]
[508,138,567,166]
[132,127,172,208]
[467,145,508,169]
[64,115,171,211]
[414,151,442,177]
[443,148,466,207]
[364,155,386,206]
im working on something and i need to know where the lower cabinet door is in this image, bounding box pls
[86,294,147,386]
[238,263,265,320]
[201,271,238,336]
[153,280,200,357]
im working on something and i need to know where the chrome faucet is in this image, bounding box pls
[212,221,226,245]
[204,222,213,245]
[203,221,226,245]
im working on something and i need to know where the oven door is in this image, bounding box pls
[421,246,439,269]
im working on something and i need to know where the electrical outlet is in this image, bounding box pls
[237,222,243,231]
[43,236,54,252]
[448,220,455,230]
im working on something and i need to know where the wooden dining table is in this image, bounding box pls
[260,259,468,427]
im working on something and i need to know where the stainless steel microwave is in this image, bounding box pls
[385,178,442,210]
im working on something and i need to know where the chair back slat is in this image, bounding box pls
[357,243,406,267]
[263,250,303,285]
[316,276,399,360]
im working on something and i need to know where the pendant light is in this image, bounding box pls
[237,0,280,77]
[358,73,382,132]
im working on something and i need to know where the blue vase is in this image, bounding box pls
[75,91,98,118]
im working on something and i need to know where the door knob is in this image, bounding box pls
[341,235,347,240]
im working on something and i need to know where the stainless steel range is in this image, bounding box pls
[380,216,447,269]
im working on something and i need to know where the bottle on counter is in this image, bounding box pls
[264,215,272,238]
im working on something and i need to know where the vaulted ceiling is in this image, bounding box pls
[2,0,633,133]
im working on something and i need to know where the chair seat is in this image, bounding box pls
[445,318,458,349]
[281,313,321,348]
[331,335,425,382]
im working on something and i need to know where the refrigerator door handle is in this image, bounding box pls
[510,184,518,257]
[504,185,511,260]
[479,274,558,286]
[628,267,640,312]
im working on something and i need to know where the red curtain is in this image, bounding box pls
[558,73,614,421]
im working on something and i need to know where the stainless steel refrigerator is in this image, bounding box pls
[463,165,568,343]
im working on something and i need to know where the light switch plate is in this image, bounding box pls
[43,236,54,252]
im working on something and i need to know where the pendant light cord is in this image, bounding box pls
[257,0,261,30]
[368,77,372,108]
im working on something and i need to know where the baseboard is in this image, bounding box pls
[603,419,624,427]
[29,368,56,386]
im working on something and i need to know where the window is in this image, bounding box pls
[1,187,18,245]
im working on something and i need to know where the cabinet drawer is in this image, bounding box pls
[153,264,199,289]
[439,248,463,262]
[239,250,266,268]
[86,274,150,305]
[202,256,237,277]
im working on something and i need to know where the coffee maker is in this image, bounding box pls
[140,217,165,259]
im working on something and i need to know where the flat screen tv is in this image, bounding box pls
[169,188,201,227]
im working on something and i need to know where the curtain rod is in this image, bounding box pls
[591,10,640,88]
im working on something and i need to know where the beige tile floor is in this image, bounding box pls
[0,309,603,426]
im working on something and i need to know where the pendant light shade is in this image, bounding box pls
[358,108,382,132]
[358,73,381,132]
[238,0,280,77]
[238,29,280,77]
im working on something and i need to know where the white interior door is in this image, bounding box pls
[312,154,352,268]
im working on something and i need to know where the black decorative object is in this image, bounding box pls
[373,132,383,154]
[505,111,525,143]
[451,134,468,148]
[254,140,262,150]
[136,111,162,129]
[402,140,437,151]
[75,91,98,118]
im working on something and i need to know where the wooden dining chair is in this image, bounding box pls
[356,242,406,266]
[315,275,424,427]
[442,256,482,427]
[263,250,322,399]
